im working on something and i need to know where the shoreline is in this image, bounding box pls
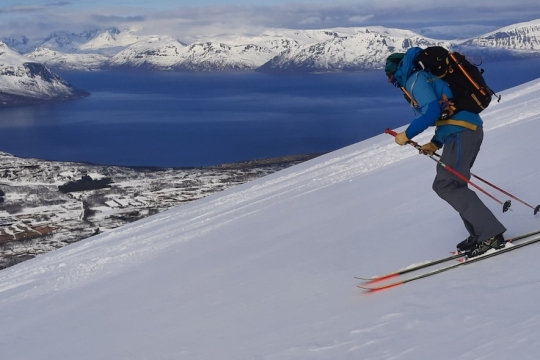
[0,151,325,171]
[208,153,325,170]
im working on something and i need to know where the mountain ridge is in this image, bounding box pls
[4,19,540,72]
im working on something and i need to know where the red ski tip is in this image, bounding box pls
[360,281,404,293]
[364,273,399,286]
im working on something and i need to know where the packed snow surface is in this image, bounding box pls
[1,78,540,359]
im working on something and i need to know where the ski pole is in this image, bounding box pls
[463,172,539,215]
[385,128,512,213]
[384,129,540,215]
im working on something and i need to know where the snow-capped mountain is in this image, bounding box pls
[4,28,150,56]
[27,47,109,71]
[112,41,277,71]
[258,27,451,72]
[0,35,36,54]
[109,27,451,72]
[13,19,540,73]
[461,19,540,53]
[108,30,314,71]
[79,28,157,55]
[175,42,276,71]
[39,29,102,53]
[0,42,89,106]
[108,36,188,70]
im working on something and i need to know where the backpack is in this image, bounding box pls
[411,46,500,117]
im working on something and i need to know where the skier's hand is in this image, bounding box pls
[394,132,409,145]
[419,142,439,155]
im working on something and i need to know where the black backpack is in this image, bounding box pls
[413,46,500,115]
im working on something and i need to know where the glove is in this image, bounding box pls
[419,142,439,155]
[394,132,409,145]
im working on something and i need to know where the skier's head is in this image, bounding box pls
[385,53,405,79]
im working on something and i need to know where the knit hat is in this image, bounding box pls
[385,53,405,75]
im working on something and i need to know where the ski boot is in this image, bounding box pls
[456,235,478,252]
[469,234,506,258]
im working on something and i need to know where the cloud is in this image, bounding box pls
[418,25,502,40]
[0,5,45,14]
[0,1,538,42]
[46,2,71,6]
[90,14,146,23]
[347,15,374,24]
[299,17,322,25]
[0,2,71,14]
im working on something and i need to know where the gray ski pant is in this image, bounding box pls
[432,128,506,242]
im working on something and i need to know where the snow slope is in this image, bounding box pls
[1,78,540,359]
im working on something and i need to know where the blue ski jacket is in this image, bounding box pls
[393,47,482,147]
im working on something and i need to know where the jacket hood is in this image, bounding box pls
[393,47,423,87]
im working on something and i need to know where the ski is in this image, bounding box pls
[355,228,540,284]
[354,253,464,283]
[358,233,540,292]
[354,229,540,285]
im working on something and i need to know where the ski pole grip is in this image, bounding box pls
[385,128,421,149]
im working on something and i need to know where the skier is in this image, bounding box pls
[384,47,506,257]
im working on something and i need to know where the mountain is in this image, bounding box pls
[83,27,454,72]
[0,42,89,106]
[0,74,540,358]
[258,27,451,73]
[0,35,36,54]
[14,19,540,72]
[39,28,149,52]
[108,31,303,71]
[39,29,102,53]
[79,28,157,55]
[29,27,455,72]
[461,19,540,53]
[108,36,188,70]
[26,47,109,71]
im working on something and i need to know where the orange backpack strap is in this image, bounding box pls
[448,52,487,96]
[400,86,419,108]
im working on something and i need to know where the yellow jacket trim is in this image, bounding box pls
[435,119,478,131]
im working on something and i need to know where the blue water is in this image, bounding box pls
[0,58,538,168]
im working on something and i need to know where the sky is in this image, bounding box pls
[1,1,540,42]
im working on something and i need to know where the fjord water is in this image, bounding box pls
[0,58,538,168]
